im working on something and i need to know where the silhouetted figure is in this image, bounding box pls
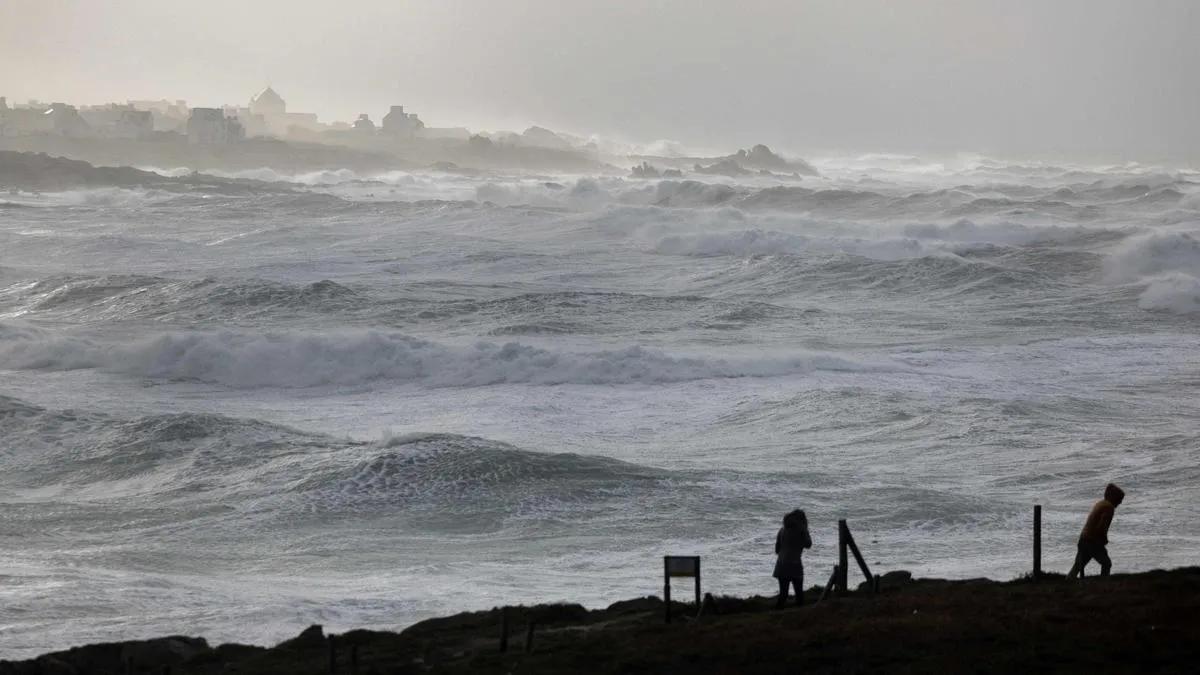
[1067,483,1125,579]
[773,509,812,607]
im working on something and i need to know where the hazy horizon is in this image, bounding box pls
[2,0,1197,163]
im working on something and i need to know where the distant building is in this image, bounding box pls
[126,99,189,133]
[281,112,322,135]
[115,108,154,139]
[79,104,124,131]
[247,87,325,137]
[353,114,376,134]
[382,105,424,137]
[78,104,153,139]
[0,105,52,137]
[48,103,91,137]
[248,87,286,118]
[0,102,90,138]
[186,107,245,145]
[222,105,267,138]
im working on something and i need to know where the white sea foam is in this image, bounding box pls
[1105,231,1200,282]
[3,151,1199,659]
[1137,273,1200,313]
[1102,231,1200,313]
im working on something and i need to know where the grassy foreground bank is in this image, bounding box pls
[4,567,1197,674]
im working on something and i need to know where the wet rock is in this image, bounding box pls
[630,161,661,178]
[119,636,211,669]
[277,624,326,650]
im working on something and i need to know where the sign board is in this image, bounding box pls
[663,556,702,623]
[665,556,700,577]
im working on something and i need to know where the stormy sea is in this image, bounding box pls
[2,153,1198,657]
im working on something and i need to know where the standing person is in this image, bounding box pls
[1067,483,1125,579]
[773,509,812,608]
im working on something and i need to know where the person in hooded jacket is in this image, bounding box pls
[773,509,813,608]
[1067,483,1125,579]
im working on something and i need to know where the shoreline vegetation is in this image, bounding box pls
[3,567,1196,674]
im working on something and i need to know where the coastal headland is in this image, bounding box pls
[3,568,1196,674]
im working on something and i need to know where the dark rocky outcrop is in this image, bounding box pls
[735,144,820,176]
[630,161,661,178]
[682,145,820,179]
[0,637,211,675]
[5,568,1198,674]
[693,158,753,177]
[0,151,289,194]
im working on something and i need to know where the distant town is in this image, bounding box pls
[0,88,465,145]
[0,88,817,178]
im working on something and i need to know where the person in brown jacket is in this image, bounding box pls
[1067,483,1125,579]
[773,509,813,607]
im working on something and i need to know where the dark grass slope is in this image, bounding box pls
[4,568,1198,674]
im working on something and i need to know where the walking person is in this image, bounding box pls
[773,509,812,608]
[1067,483,1125,579]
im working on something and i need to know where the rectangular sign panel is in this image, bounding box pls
[665,556,700,577]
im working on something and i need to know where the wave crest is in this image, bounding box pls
[0,325,899,388]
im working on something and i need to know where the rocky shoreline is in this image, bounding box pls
[3,567,1196,674]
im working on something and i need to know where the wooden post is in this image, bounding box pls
[837,520,849,596]
[819,565,839,602]
[664,557,673,623]
[1033,504,1042,581]
[694,558,703,609]
[843,525,873,586]
[524,621,536,653]
[328,635,337,674]
[350,643,358,675]
[499,610,509,653]
[697,592,720,617]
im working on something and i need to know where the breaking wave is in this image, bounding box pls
[292,432,669,521]
[1104,231,1200,314]
[0,324,902,388]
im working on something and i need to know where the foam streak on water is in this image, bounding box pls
[1,155,1199,657]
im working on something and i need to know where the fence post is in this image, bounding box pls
[664,557,673,623]
[525,621,536,653]
[819,565,839,602]
[837,520,849,596]
[1033,504,1042,580]
[328,635,337,674]
[499,609,509,653]
[843,526,873,585]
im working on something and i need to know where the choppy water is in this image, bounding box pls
[2,154,1199,657]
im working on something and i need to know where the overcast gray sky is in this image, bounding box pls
[2,0,1196,161]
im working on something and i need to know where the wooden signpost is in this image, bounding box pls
[663,555,702,623]
[1033,504,1043,581]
